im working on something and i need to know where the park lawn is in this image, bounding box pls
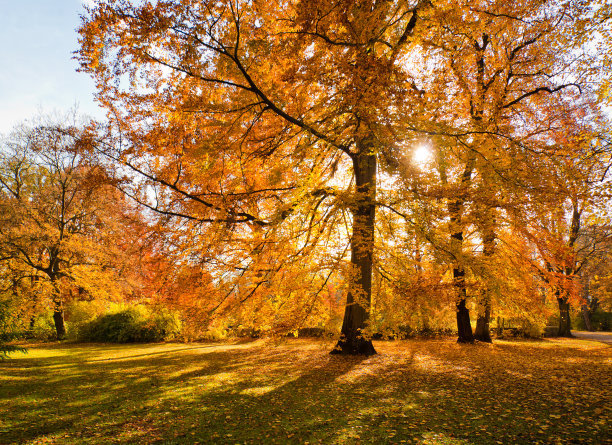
[0,337,610,444]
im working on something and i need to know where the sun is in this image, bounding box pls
[413,143,432,165]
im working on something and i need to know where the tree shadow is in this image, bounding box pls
[1,339,609,444]
[0,342,365,443]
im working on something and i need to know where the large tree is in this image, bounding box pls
[78,0,435,354]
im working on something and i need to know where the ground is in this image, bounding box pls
[0,335,610,444]
[572,331,612,344]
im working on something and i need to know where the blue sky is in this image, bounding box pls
[0,0,104,133]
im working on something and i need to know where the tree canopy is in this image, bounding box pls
[2,0,611,350]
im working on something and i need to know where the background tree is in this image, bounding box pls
[0,117,136,339]
[396,0,605,342]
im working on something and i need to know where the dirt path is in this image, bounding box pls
[572,331,612,344]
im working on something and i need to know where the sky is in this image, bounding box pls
[0,0,104,133]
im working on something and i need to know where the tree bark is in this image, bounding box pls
[332,150,376,355]
[581,278,593,331]
[474,221,495,343]
[496,316,504,337]
[557,297,572,337]
[474,304,492,342]
[445,153,475,344]
[53,301,66,340]
[50,273,66,340]
[449,202,474,344]
[554,200,579,338]
[455,269,474,343]
[581,304,593,331]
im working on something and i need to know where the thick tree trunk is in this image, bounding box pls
[557,297,572,337]
[53,303,66,340]
[450,226,474,343]
[555,201,579,338]
[496,316,504,337]
[50,274,66,340]
[445,154,475,344]
[449,214,473,343]
[474,305,492,343]
[474,224,494,343]
[332,150,376,355]
[457,301,474,343]
[581,278,593,331]
[455,268,474,343]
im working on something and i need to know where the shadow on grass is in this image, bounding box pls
[0,338,610,444]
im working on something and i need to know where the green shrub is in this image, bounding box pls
[598,312,612,331]
[27,312,57,340]
[0,300,17,342]
[0,300,28,357]
[516,319,545,338]
[80,310,140,342]
[495,317,545,338]
[65,300,109,340]
[147,308,182,341]
[79,306,182,343]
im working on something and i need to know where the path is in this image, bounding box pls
[572,331,612,344]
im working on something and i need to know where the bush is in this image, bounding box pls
[370,325,454,340]
[0,297,55,341]
[79,306,182,343]
[0,300,19,342]
[296,327,334,338]
[149,308,182,341]
[26,312,57,340]
[516,319,545,338]
[495,317,545,338]
[65,300,108,340]
[599,312,612,331]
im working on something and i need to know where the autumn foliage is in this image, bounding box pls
[1,0,611,350]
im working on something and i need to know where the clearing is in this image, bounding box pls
[0,336,610,444]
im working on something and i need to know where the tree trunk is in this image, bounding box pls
[53,302,66,340]
[581,304,593,331]
[455,269,474,343]
[450,228,474,343]
[474,223,494,343]
[557,297,572,337]
[581,278,593,331]
[496,316,504,337]
[332,150,376,355]
[445,154,475,344]
[50,274,66,340]
[555,200,580,338]
[474,305,492,342]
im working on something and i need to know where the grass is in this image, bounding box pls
[0,336,610,444]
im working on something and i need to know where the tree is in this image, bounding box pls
[77,0,440,354]
[402,0,603,342]
[518,96,611,337]
[0,118,135,339]
[76,0,612,348]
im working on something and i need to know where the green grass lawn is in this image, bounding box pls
[1,336,610,444]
